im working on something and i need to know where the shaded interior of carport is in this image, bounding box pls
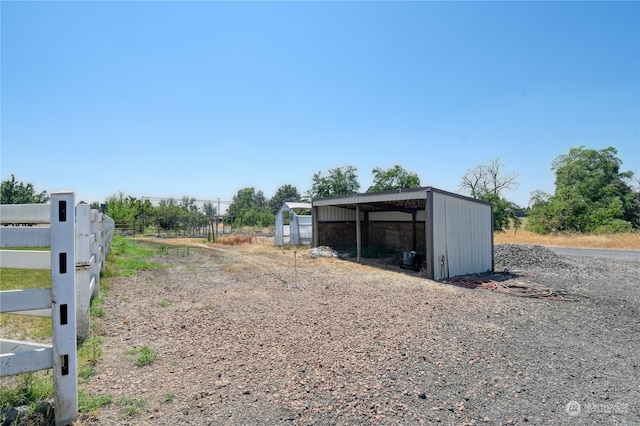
[312,189,429,264]
[313,188,495,281]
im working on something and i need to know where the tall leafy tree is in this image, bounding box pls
[367,165,420,192]
[478,193,521,232]
[1,175,49,204]
[105,193,153,232]
[528,146,639,233]
[105,192,137,223]
[307,166,360,199]
[155,198,184,231]
[179,196,199,213]
[226,187,273,227]
[202,201,217,217]
[268,184,301,214]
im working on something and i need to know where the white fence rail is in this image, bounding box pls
[0,192,114,425]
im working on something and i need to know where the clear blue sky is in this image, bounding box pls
[2,1,639,211]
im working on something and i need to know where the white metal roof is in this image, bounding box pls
[283,202,312,211]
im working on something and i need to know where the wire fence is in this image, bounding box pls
[115,218,275,240]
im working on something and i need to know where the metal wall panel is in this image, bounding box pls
[316,206,357,222]
[369,210,426,221]
[313,189,428,207]
[431,191,492,280]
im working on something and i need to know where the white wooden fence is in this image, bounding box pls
[0,192,114,425]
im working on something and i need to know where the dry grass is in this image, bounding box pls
[494,229,640,250]
[216,234,256,246]
[139,230,640,253]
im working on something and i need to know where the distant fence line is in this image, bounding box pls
[114,217,275,239]
[0,193,115,425]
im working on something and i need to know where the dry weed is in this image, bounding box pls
[494,229,640,249]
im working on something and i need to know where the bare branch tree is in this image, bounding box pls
[460,158,518,198]
[459,164,487,199]
[485,158,519,195]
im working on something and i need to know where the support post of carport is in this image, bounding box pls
[356,204,361,263]
[312,206,319,247]
[412,211,417,251]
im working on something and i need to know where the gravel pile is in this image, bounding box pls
[17,240,638,426]
[494,244,572,271]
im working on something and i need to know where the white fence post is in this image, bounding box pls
[90,209,101,298]
[75,203,92,340]
[1,193,114,425]
[50,192,79,425]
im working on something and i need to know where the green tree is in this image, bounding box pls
[527,146,639,234]
[367,165,421,192]
[268,184,301,214]
[307,166,360,199]
[105,193,137,224]
[479,193,521,232]
[155,198,184,232]
[179,196,198,213]
[1,175,49,204]
[202,201,217,217]
[105,193,152,233]
[226,188,273,227]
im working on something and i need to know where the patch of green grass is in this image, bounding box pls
[196,303,215,310]
[158,297,170,307]
[0,267,53,342]
[0,268,50,290]
[162,392,175,404]
[78,364,96,382]
[116,396,148,418]
[90,293,106,317]
[0,315,52,341]
[78,390,112,413]
[125,345,158,367]
[105,237,165,278]
[78,335,103,365]
[0,371,54,409]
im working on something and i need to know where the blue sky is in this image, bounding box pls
[2,1,639,211]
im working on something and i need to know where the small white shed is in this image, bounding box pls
[274,202,313,246]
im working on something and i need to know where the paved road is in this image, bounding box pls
[549,247,640,261]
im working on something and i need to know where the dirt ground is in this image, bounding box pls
[74,237,639,426]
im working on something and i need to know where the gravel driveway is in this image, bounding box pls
[77,240,639,426]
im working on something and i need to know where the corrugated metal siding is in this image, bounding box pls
[316,206,357,222]
[313,189,428,207]
[369,210,426,221]
[431,192,492,280]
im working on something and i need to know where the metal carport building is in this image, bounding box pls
[312,187,494,280]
